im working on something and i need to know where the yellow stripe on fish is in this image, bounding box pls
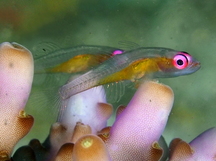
[34,45,124,74]
[59,48,200,99]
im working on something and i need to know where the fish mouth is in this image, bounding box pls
[191,61,201,71]
[184,61,201,75]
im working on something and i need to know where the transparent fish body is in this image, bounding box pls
[32,45,124,111]
[34,45,124,74]
[59,47,201,99]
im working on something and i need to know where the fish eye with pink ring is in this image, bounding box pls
[173,52,192,70]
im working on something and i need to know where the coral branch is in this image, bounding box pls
[169,127,216,160]
[0,42,34,157]
[72,134,111,161]
[106,80,174,160]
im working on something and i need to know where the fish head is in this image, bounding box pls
[155,51,201,77]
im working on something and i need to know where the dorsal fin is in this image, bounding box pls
[118,41,140,50]
[32,42,60,59]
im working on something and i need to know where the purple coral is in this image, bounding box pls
[106,80,174,160]
[0,42,34,158]
[46,85,113,158]
[0,43,206,161]
[59,85,112,135]
[45,80,174,160]
[169,127,216,161]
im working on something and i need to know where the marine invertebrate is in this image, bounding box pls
[58,85,112,135]
[105,80,174,160]
[44,84,113,160]
[0,42,34,159]
[0,42,207,161]
[169,127,216,161]
[12,80,174,161]
[72,134,111,161]
[41,80,174,161]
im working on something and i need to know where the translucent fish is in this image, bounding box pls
[34,45,124,74]
[31,44,125,116]
[59,47,201,99]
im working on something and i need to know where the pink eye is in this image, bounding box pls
[112,50,124,56]
[173,52,191,70]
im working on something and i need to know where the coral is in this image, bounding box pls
[12,80,174,161]
[1,42,214,161]
[43,85,113,160]
[55,143,74,161]
[58,85,112,135]
[72,134,111,161]
[105,80,174,160]
[0,42,34,159]
[169,127,216,160]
